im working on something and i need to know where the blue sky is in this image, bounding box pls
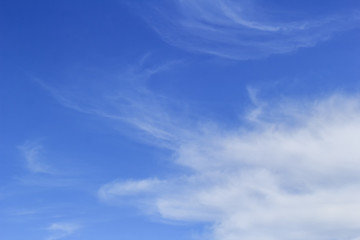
[1,0,360,239]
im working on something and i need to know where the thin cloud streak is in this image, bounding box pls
[16,141,82,188]
[47,222,81,240]
[37,58,189,148]
[99,178,163,200]
[18,141,52,174]
[137,0,360,59]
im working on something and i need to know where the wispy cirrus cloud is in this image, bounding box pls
[135,0,360,59]
[47,222,81,240]
[16,141,82,187]
[37,57,187,147]
[18,141,53,174]
[99,178,162,200]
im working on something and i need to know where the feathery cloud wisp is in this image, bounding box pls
[138,0,360,59]
[37,58,186,148]
[47,222,81,240]
[18,141,52,174]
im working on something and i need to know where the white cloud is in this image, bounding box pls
[39,57,360,239]
[99,94,360,240]
[99,178,162,201]
[47,222,81,240]
[138,0,360,59]
[18,141,52,174]
[37,57,185,148]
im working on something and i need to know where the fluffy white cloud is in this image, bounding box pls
[100,94,360,240]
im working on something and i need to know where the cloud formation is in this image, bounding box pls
[138,0,359,59]
[38,57,186,147]
[47,222,81,240]
[99,94,360,240]
[18,141,52,174]
[41,58,360,239]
